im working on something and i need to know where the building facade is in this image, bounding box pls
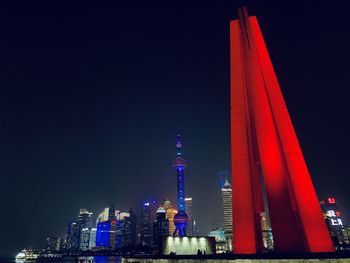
[185,197,194,236]
[140,202,153,247]
[121,209,137,248]
[65,222,80,251]
[221,179,232,251]
[153,207,169,254]
[321,197,350,249]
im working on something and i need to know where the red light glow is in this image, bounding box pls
[230,7,334,253]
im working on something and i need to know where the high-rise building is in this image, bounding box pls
[89,228,97,249]
[65,222,80,251]
[96,208,109,225]
[78,209,93,229]
[96,219,117,250]
[46,237,62,252]
[80,228,91,251]
[230,7,334,253]
[153,207,169,254]
[140,202,153,247]
[96,221,111,248]
[163,200,177,236]
[108,204,116,220]
[260,212,274,251]
[76,209,93,250]
[185,197,194,236]
[121,209,137,248]
[320,197,349,249]
[221,179,232,251]
[172,132,189,236]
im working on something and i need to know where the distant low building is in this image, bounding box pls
[208,229,226,254]
[162,236,216,255]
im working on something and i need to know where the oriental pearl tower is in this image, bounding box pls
[172,131,189,237]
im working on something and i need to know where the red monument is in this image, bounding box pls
[230,7,334,253]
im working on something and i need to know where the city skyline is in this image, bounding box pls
[1,1,350,255]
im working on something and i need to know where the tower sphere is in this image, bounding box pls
[173,156,187,169]
[173,210,189,225]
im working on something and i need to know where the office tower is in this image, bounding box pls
[65,222,80,251]
[153,207,170,253]
[89,228,97,249]
[163,200,177,236]
[96,221,111,248]
[185,197,194,236]
[77,209,93,250]
[78,209,93,229]
[108,204,116,220]
[121,209,137,247]
[140,202,153,247]
[46,237,62,252]
[80,228,91,251]
[172,132,189,236]
[321,197,349,249]
[260,212,274,251]
[230,7,334,253]
[221,179,232,251]
[96,208,109,225]
[95,219,117,250]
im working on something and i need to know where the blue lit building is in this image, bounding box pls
[96,220,117,249]
[96,221,111,247]
[172,131,189,236]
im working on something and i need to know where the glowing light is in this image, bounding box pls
[328,198,336,204]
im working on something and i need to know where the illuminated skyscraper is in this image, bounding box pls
[172,132,189,236]
[185,197,194,236]
[96,219,117,249]
[77,209,93,250]
[80,228,91,251]
[153,207,169,253]
[78,209,93,229]
[89,228,97,249]
[65,222,80,251]
[321,197,349,249]
[230,7,334,253]
[140,202,153,247]
[221,179,232,251]
[121,209,137,247]
[260,212,274,251]
[163,200,177,236]
[96,208,109,225]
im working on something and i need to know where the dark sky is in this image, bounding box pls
[1,0,350,254]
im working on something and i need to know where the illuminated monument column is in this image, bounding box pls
[230,7,334,253]
[172,132,189,237]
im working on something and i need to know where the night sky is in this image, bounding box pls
[1,1,350,255]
